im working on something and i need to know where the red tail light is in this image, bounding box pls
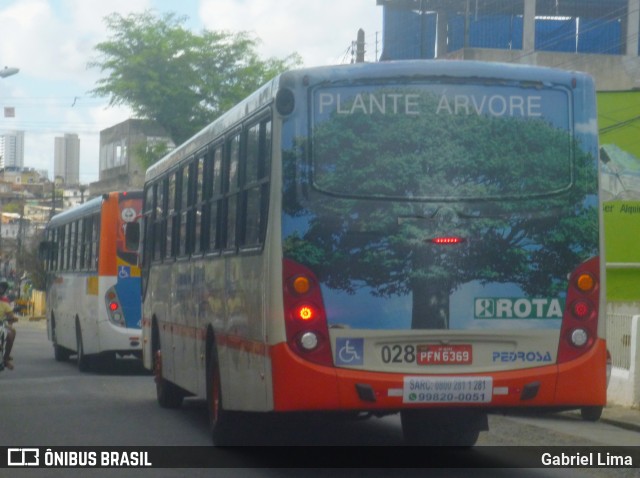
[430,236,466,245]
[296,305,316,321]
[557,257,600,364]
[282,258,333,366]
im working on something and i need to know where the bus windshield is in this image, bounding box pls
[311,81,572,201]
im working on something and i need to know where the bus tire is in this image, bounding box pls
[400,409,484,447]
[76,323,92,373]
[54,343,71,362]
[580,406,603,422]
[52,316,71,362]
[206,346,237,446]
[153,349,184,409]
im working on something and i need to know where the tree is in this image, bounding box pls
[90,11,301,147]
[283,90,598,329]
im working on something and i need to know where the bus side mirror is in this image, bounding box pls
[124,222,140,251]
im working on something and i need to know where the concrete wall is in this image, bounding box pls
[446,48,640,91]
[607,303,640,407]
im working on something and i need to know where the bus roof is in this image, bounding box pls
[46,191,142,229]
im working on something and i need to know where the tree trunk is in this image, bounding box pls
[411,278,450,329]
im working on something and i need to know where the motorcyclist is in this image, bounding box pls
[0,280,17,370]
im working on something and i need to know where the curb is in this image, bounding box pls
[601,416,640,433]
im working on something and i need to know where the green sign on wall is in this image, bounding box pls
[603,201,640,301]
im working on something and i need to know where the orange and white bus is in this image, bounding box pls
[139,61,606,445]
[41,191,143,372]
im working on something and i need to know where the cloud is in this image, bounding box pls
[0,0,382,183]
[0,0,143,180]
[198,0,382,66]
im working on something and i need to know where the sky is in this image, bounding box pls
[0,0,382,184]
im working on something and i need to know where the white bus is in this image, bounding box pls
[42,191,143,371]
[139,61,605,445]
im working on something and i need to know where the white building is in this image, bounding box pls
[54,133,80,186]
[0,130,25,169]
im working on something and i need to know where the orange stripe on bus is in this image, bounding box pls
[153,319,268,357]
[217,334,268,357]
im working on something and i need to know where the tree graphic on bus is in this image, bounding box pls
[283,86,598,330]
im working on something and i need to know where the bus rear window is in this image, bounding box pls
[311,82,573,201]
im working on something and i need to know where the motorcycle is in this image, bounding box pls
[0,308,20,372]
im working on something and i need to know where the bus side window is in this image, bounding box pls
[77,219,84,270]
[166,173,177,259]
[92,213,100,271]
[225,133,241,251]
[209,146,223,252]
[155,180,166,262]
[143,183,155,268]
[241,118,271,249]
[194,155,206,254]
[178,162,192,257]
[83,216,93,270]
[59,225,66,271]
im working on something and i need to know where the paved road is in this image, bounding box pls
[2,319,639,477]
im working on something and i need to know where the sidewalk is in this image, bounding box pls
[597,405,640,433]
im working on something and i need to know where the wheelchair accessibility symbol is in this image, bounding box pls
[335,338,364,366]
[118,266,131,279]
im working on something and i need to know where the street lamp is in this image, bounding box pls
[0,66,19,78]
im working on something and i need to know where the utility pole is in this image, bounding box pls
[16,198,23,273]
[50,182,56,219]
[356,29,366,63]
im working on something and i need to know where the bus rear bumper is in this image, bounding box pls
[270,340,607,412]
[96,320,142,355]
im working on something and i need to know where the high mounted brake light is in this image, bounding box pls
[429,236,466,245]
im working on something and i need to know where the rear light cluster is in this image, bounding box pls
[282,258,333,366]
[557,257,600,364]
[105,287,126,327]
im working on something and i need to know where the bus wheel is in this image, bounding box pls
[54,343,71,362]
[52,317,71,362]
[153,350,184,409]
[400,409,485,447]
[580,406,603,422]
[206,349,237,445]
[76,324,92,372]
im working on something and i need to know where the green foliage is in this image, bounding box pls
[283,90,598,327]
[22,238,47,291]
[2,203,21,214]
[90,11,302,147]
[132,140,172,171]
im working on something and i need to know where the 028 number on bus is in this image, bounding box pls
[380,344,472,365]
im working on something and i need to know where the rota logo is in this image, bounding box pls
[475,299,495,318]
[474,298,563,319]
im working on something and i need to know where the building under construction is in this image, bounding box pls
[377,0,640,90]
